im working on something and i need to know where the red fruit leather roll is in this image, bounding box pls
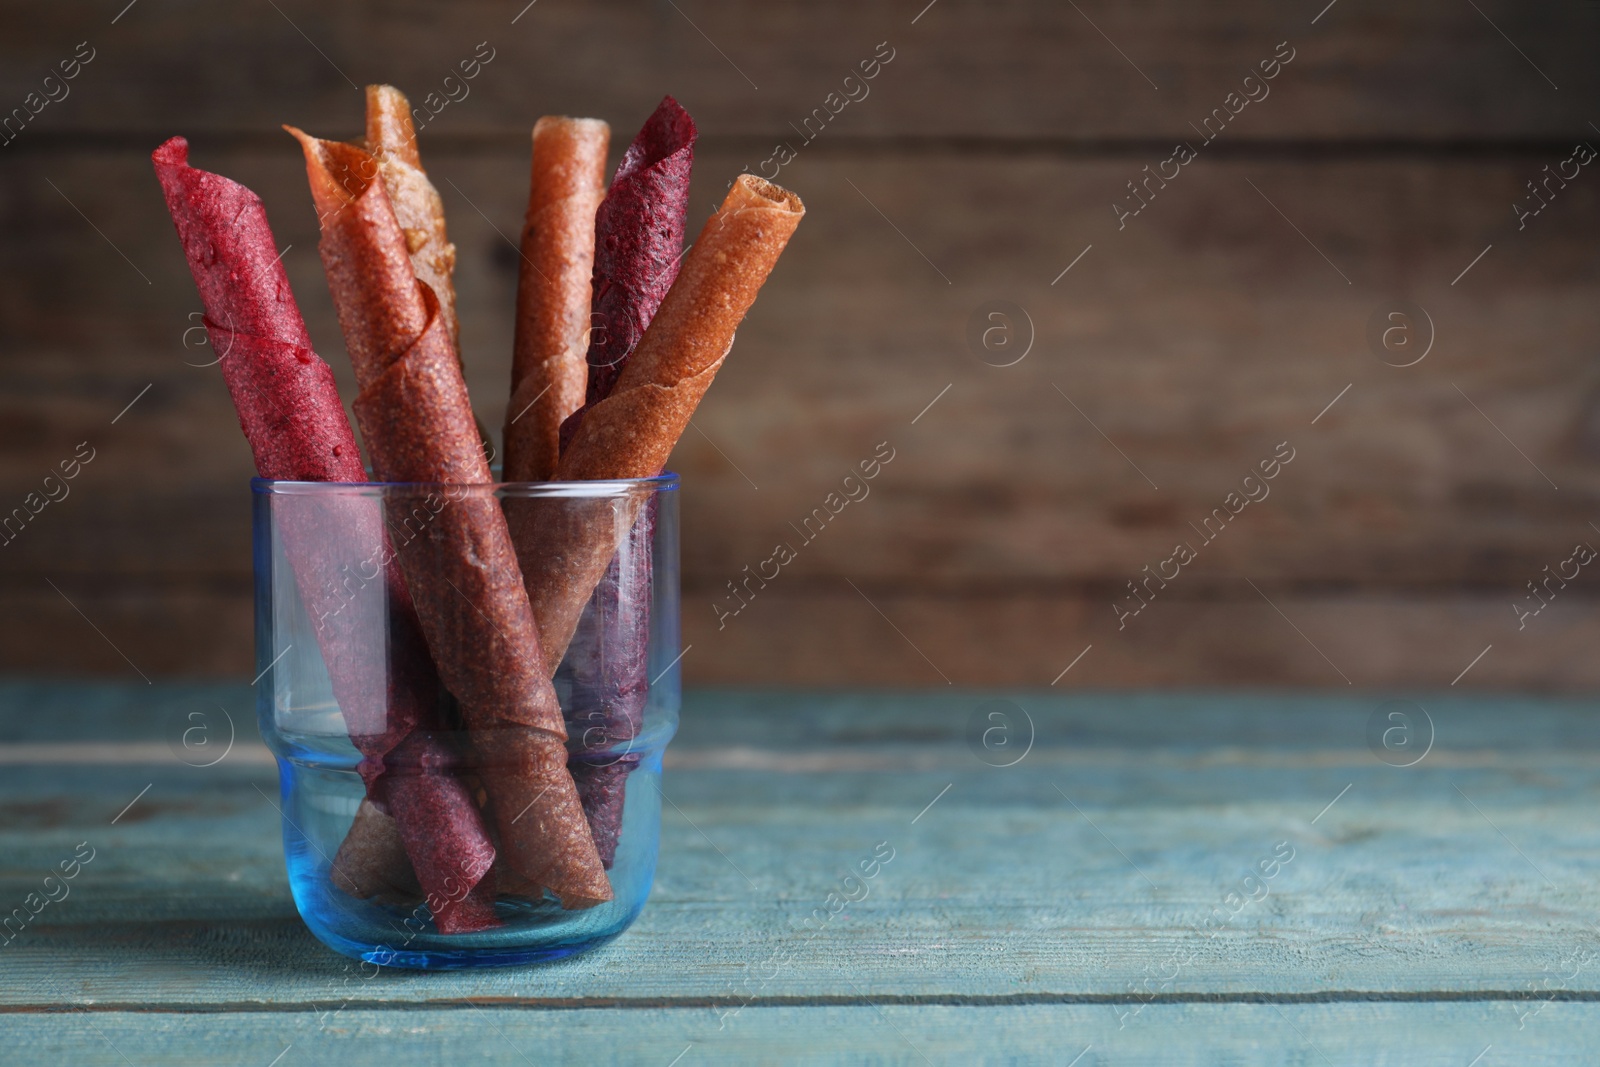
[151,136,498,933]
[549,100,691,863]
[290,128,611,908]
[580,95,696,406]
[560,96,694,689]
[521,98,694,681]
[557,497,654,868]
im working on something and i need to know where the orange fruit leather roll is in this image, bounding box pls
[288,127,611,909]
[503,116,610,482]
[366,84,500,453]
[364,85,460,355]
[515,174,805,673]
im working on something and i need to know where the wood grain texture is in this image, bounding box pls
[2,2,1597,686]
[0,0,1595,139]
[8,1004,1599,1066]
[2,684,1599,1062]
[3,145,1597,685]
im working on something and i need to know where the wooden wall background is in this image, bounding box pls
[2,0,1598,689]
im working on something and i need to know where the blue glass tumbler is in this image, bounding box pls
[252,475,679,969]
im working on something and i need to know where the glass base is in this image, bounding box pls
[278,757,660,971]
[307,915,634,971]
[356,935,623,971]
[290,865,649,970]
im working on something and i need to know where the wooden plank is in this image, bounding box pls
[5,1003,1596,1066]
[8,149,1598,585]
[683,589,1600,689]
[18,580,1600,688]
[1,0,1595,140]
[0,578,253,677]
[2,144,1598,683]
[10,582,1600,687]
[9,682,1600,758]
[7,682,1600,750]
[2,686,1600,1013]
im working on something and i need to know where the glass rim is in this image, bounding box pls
[252,470,679,497]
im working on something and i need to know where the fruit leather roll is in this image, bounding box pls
[580,95,695,406]
[290,128,611,908]
[551,96,693,726]
[364,85,460,356]
[519,175,806,674]
[567,755,638,872]
[151,136,497,932]
[365,85,497,449]
[556,495,654,868]
[516,102,690,865]
[542,95,690,717]
[512,79,699,693]
[503,116,609,483]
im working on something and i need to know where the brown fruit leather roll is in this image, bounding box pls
[151,136,498,932]
[503,116,610,483]
[367,85,495,451]
[331,799,420,902]
[519,175,806,672]
[568,757,637,868]
[290,127,612,908]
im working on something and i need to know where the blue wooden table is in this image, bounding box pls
[3,683,1598,1064]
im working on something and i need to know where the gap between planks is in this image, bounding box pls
[15,990,1600,1015]
[3,744,1600,771]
